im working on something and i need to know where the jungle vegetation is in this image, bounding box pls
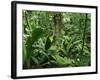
[22,10,91,69]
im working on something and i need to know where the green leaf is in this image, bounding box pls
[52,55,73,66]
[31,56,39,65]
[45,36,52,50]
[24,28,44,68]
[32,28,44,42]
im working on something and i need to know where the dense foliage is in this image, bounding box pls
[22,10,91,69]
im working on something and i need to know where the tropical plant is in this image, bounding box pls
[22,10,91,69]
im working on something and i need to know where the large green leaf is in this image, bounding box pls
[24,28,44,68]
[52,55,74,66]
[32,28,44,42]
[45,36,52,50]
[31,56,39,65]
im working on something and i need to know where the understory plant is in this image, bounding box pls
[23,10,91,69]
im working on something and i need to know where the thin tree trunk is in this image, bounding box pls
[81,14,88,56]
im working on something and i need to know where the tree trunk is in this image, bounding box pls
[53,12,63,37]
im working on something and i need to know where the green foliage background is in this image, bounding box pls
[22,10,91,69]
